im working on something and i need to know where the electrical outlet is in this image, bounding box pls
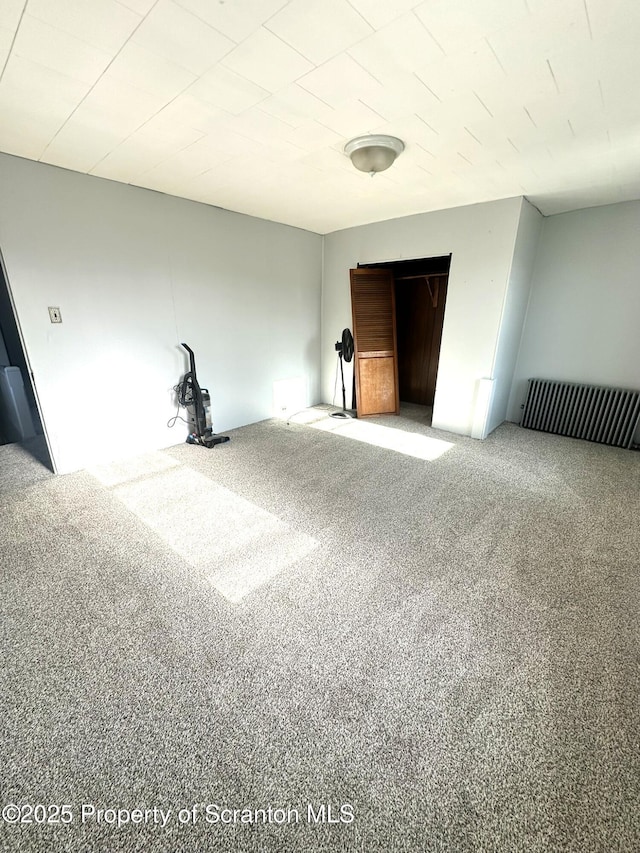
[48,307,62,323]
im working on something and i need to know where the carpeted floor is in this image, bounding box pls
[0,435,53,493]
[1,406,639,853]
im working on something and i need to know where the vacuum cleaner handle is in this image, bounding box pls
[181,342,197,379]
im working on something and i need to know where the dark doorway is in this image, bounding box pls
[358,255,450,413]
[0,254,53,472]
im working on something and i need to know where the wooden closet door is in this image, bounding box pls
[350,268,399,417]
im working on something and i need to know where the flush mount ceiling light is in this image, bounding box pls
[344,134,405,176]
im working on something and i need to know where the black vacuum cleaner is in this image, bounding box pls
[174,343,229,448]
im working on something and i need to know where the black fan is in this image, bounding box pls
[330,328,356,419]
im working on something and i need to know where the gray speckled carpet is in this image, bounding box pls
[0,435,53,492]
[1,406,639,853]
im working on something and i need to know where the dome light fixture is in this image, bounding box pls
[344,134,405,176]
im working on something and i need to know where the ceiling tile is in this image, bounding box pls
[416,91,495,138]
[487,1,590,73]
[346,0,422,30]
[265,0,373,66]
[221,27,314,93]
[298,54,382,109]
[250,137,308,163]
[287,120,343,152]
[413,0,529,54]
[171,166,237,201]
[0,127,46,160]
[413,39,505,103]
[41,121,125,171]
[316,98,387,138]
[0,52,91,112]
[296,145,350,173]
[187,157,277,197]
[544,40,605,95]
[27,0,142,53]
[0,25,16,68]
[601,77,640,124]
[90,123,204,181]
[0,0,25,31]
[474,63,559,110]
[218,107,298,147]
[12,14,114,85]
[259,84,334,128]
[159,118,263,158]
[173,0,289,43]
[359,70,440,121]
[132,119,204,150]
[0,101,66,159]
[90,143,174,182]
[132,0,235,76]
[189,65,270,115]
[519,86,607,142]
[106,41,196,100]
[133,169,195,196]
[582,0,640,40]
[71,75,168,136]
[135,137,236,185]
[141,92,228,135]
[117,0,157,13]
[348,12,445,81]
[592,42,639,110]
[463,102,542,149]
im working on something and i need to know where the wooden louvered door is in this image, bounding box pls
[350,268,399,417]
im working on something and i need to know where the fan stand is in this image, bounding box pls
[330,328,356,420]
[330,347,354,419]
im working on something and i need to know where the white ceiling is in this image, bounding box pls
[1,0,639,234]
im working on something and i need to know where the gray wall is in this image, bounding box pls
[0,154,322,473]
[3,148,637,471]
[508,200,640,424]
[486,199,542,434]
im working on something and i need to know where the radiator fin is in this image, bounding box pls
[521,379,640,449]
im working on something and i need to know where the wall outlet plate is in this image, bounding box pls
[48,307,62,323]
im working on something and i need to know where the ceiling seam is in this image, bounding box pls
[39,0,163,159]
[0,0,28,84]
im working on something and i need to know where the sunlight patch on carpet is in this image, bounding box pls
[287,407,332,425]
[88,451,180,486]
[310,416,454,461]
[111,467,317,602]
